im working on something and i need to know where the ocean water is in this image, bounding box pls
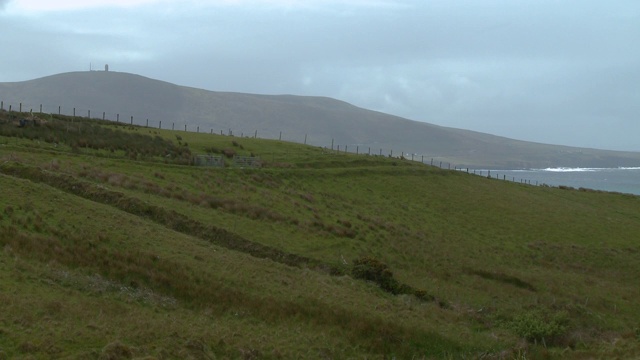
[475,167,640,196]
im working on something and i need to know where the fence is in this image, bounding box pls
[193,155,224,168]
[0,99,542,186]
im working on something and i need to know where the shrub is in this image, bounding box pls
[510,310,569,345]
[222,148,236,158]
[231,140,244,149]
[99,341,133,360]
[204,146,220,154]
[413,289,435,302]
[351,256,403,294]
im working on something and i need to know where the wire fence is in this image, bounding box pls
[1,99,541,186]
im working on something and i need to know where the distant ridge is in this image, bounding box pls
[2,71,640,169]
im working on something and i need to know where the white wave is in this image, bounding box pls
[541,167,601,172]
[475,167,640,173]
[540,167,640,172]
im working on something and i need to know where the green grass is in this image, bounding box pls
[1,111,640,358]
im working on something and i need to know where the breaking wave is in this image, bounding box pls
[541,167,640,172]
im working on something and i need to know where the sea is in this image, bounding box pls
[474,167,640,196]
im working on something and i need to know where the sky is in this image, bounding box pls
[1,0,639,151]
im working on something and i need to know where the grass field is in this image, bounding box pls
[1,110,639,359]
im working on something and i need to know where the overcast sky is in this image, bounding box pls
[1,0,638,151]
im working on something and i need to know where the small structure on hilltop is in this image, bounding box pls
[105,64,109,72]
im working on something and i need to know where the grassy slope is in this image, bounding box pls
[0,112,639,359]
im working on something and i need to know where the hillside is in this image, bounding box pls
[2,71,640,169]
[1,110,640,358]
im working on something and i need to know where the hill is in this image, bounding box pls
[2,71,640,169]
[1,111,639,358]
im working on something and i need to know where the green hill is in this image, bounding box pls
[3,71,640,169]
[1,110,639,359]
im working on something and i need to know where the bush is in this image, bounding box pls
[204,146,220,154]
[510,310,569,345]
[351,257,434,301]
[231,140,244,149]
[99,341,133,360]
[351,256,403,294]
[222,148,236,158]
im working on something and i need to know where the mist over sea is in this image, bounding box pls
[478,167,640,196]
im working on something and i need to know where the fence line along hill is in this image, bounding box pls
[3,70,640,169]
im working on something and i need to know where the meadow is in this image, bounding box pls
[1,110,639,359]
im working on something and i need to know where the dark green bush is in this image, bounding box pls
[351,256,403,294]
[351,256,434,301]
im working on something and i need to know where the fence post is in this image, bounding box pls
[357,146,359,154]
[279,131,282,141]
[39,104,42,113]
[88,110,91,118]
[73,107,75,117]
[331,139,334,150]
[146,119,149,127]
[172,123,175,130]
[380,149,382,156]
[159,121,162,129]
[439,161,442,168]
[369,147,371,155]
[0,101,3,110]
[345,145,348,153]
[390,150,393,157]
[185,124,187,131]
[9,105,11,112]
[304,134,307,145]
[103,112,105,120]
[20,103,22,112]
[210,129,213,134]
[130,116,133,125]
[197,126,199,133]
[254,130,257,138]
